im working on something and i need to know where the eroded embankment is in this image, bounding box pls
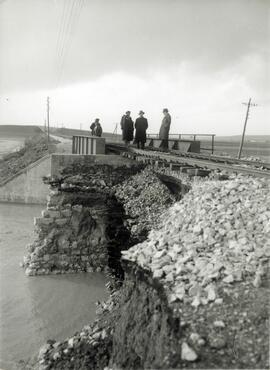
[120,175,270,369]
[22,163,137,276]
[25,167,269,370]
[34,262,269,370]
[22,163,176,277]
[107,259,269,370]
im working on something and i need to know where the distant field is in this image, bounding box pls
[0,125,45,159]
[200,140,270,161]
[215,135,270,143]
[0,125,43,137]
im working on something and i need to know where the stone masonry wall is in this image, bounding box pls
[22,162,143,276]
[23,191,109,275]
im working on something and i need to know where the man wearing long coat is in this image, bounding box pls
[120,111,134,145]
[134,110,148,149]
[159,108,171,150]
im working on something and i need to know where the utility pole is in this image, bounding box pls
[47,96,50,148]
[237,98,257,159]
[113,123,118,135]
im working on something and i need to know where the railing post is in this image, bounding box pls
[72,136,75,154]
[211,135,215,154]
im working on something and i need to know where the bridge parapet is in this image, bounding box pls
[72,135,105,155]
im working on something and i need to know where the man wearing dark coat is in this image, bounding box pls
[90,118,99,136]
[120,111,134,146]
[90,121,96,136]
[94,121,103,137]
[134,110,148,149]
[159,108,171,150]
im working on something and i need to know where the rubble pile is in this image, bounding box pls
[155,166,228,188]
[36,320,112,370]
[241,155,264,162]
[122,175,270,306]
[114,168,175,241]
[59,162,144,191]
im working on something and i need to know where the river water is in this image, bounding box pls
[0,203,108,370]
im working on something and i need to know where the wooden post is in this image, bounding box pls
[47,96,50,148]
[238,98,257,159]
[211,135,215,154]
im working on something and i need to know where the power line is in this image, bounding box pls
[55,0,85,88]
[57,0,77,83]
[55,0,75,87]
[47,96,50,148]
[61,0,84,80]
[54,0,70,81]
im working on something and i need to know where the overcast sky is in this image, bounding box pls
[0,0,269,135]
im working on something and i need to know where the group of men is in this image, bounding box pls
[90,118,103,137]
[120,108,171,150]
[90,108,171,150]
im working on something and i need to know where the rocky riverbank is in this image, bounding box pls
[29,173,269,369]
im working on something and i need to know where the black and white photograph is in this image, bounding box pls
[0,0,269,369]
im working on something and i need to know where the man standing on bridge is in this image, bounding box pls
[120,111,134,146]
[134,110,148,149]
[90,118,99,136]
[94,120,103,137]
[159,108,171,150]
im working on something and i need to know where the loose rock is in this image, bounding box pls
[181,342,198,361]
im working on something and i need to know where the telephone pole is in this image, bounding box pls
[47,96,50,147]
[113,123,118,135]
[237,98,257,159]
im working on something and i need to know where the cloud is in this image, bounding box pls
[0,0,269,93]
[0,0,268,135]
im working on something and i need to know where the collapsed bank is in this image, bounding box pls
[21,156,269,370]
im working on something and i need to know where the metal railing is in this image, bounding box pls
[146,133,215,154]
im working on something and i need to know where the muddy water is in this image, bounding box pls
[0,203,108,370]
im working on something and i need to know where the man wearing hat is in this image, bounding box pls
[120,111,134,146]
[159,108,171,150]
[94,120,103,137]
[90,118,99,136]
[134,110,148,149]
